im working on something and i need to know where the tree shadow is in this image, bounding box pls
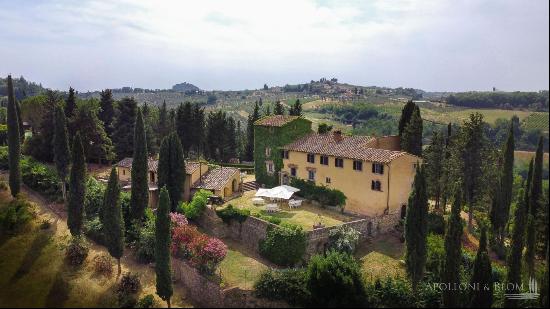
[45,270,71,308]
[9,227,55,283]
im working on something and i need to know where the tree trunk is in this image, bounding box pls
[117,258,121,275]
[167,298,171,308]
[468,203,474,232]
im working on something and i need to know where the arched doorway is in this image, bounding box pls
[232,178,238,192]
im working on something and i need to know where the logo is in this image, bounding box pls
[504,277,540,300]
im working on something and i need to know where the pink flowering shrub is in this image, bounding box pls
[170,212,188,228]
[171,224,227,274]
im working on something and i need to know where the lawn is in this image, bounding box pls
[223,191,357,230]
[217,239,269,290]
[355,234,406,282]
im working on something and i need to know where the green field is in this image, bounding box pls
[522,112,549,132]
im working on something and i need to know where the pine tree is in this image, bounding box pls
[289,99,302,116]
[70,102,115,163]
[470,227,493,308]
[155,187,173,308]
[158,133,185,211]
[6,75,21,197]
[525,136,544,276]
[245,102,260,161]
[404,164,429,291]
[224,117,238,160]
[142,102,158,155]
[112,97,137,159]
[65,86,77,119]
[130,109,149,221]
[400,106,423,156]
[274,100,284,115]
[176,102,193,155]
[99,89,115,138]
[102,167,124,274]
[491,122,514,248]
[54,105,70,200]
[191,104,205,157]
[158,100,170,145]
[398,100,416,137]
[67,133,86,236]
[442,190,463,307]
[505,169,530,308]
[424,130,445,209]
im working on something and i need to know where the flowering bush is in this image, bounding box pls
[170,212,188,228]
[171,224,227,274]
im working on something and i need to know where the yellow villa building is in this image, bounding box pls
[279,130,420,217]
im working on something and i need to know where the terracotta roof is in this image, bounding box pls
[282,133,408,163]
[193,167,239,191]
[254,115,301,127]
[116,158,201,174]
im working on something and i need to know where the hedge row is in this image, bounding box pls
[290,178,346,208]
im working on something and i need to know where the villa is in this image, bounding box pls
[254,115,420,217]
[115,157,241,207]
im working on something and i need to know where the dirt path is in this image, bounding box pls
[8,179,195,308]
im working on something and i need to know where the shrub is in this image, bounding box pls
[427,212,445,235]
[171,225,201,259]
[252,212,281,225]
[93,254,113,276]
[425,233,445,280]
[181,189,212,219]
[170,212,188,228]
[39,219,52,230]
[216,204,250,224]
[135,218,156,263]
[84,217,104,245]
[259,223,306,266]
[290,178,346,209]
[327,225,360,254]
[19,157,61,200]
[254,268,311,306]
[365,277,414,308]
[306,251,367,307]
[136,294,156,308]
[117,272,141,307]
[65,237,89,266]
[0,197,35,234]
[0,180,8,191]
[84,177,105,219]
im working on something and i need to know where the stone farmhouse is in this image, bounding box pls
[115,158,241,207]
[254,115,420,217]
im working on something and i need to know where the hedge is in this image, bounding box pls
[259,223,306,266]
[179,189,212,219]
[216,204,250,224]
[290,178,346,208]
[254,268,310,306]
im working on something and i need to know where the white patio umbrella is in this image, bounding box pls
[254,185,300,200]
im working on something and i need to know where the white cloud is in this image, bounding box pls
[0,0,548,91]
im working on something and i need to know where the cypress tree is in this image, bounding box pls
[191,104,205,157]
[504,160,532,308]
[470,227,493,308]
[442,190,463,308]
[158,100,170,145]
[98,89,115,138]
[155,187,173,308]
[102,167,124,275]
[274,100,284,115]
[130,109,149,221]
[15,98,24,142]
[6,75,21,197]
[400,106,423,156]
[440,123,453,213]
[176,102,193,155]
[289,99,302,116]
[424,130,445,209]
[112,97,137,159]
[245,102,260,161]
[398,100,416,136]
[158,133,185,211]
[67,133,86,236]
[525,136,544,276]
[404,164,429,291]
[65,87,77,119]
[53,105,71,200]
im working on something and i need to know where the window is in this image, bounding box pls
[307,153,315,163]
[308,170,316,181]
[320,155,329,165]
[266,162,274,174]
[353,160,363,171]
[371,180,382,191]
[281,150,289,159]
[150,171,155,183]
[290,167,297,177]
[265,147,272,157]
[122,169,126,176]
[326,177,331,184]
[335,158,344,168]
[372,163,384,174]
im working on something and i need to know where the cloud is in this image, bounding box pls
[0,0,548,91]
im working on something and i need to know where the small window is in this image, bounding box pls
[281,150,289,159]
[265,147,272,157]
[150,171,155,183]
[335,158,344,168]
[320,155,329,165]
[307,153,315,163]
[371,180,382,191]
[353,160,363,171]
[290,167,297,177]
[372,163,384,174]
[122,169,126,176]
[326,177,331,184]
[266,162,274,173]
[308,170,316,181]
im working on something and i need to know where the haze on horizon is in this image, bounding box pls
[1,0,548,93]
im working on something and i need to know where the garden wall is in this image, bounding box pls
[172,259,288,308]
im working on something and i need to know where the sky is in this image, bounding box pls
[0,0,548,92]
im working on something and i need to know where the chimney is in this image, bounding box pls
[333,130,343,142]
